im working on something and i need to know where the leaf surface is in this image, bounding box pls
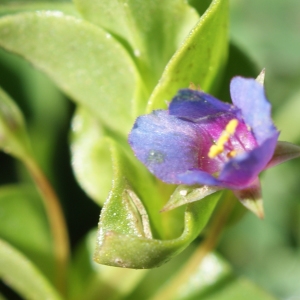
[0,2,79,17]
[173,253,276,300]
[0,12,142,135]
[0,86,31,160]
[70,108,113,206]
[70,229,148,300]
[94,138,221,268]
[0,238,61,300]
[147,0,229,111]
[0,184,55,283]
[73,0,200,92]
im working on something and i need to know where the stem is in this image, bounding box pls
[24,157,69,294]
[152,191,235,300]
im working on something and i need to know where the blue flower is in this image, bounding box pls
[129,76,299,217]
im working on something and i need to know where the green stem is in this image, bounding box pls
[152,191,235,300]
[24,156,69,295]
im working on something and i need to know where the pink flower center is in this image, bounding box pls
[197,115,258,175]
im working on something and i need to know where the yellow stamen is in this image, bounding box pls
[227,150,237,158]
[218,133,230,146]
[208,144,224,158]
[225,119,238,135]
[208,119,239,159]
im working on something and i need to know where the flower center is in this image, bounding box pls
[208,119,239,159]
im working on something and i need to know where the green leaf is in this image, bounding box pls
[70,108,173,225]
[96,139,169,239]
[0,11,143,136]
[92,134,221,268]
[127,243,198,299]
[0,86,31,160]
[0,184,55,283]
[0,2,79,18]
[267,141,300,169]
[73,0,200,92]
[216,43,258,102]
[94,194,219,269]
[147,0,229,112]
[203,279,276,300]
[173,253,276,300]
[71,107,187,238]
[70,108,113,206]
[129,249,275,300]
[188,0,212,15]
[70,229,148,300]
[94,159,221,269]
[20,69,69,178]
[0,238,61,300]
[274,89,300,143]
[201,278,276,300]
[0,48,70,178]
[1,0,69,3]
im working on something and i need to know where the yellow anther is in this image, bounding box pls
[208,144,224,158]
[208,119,239,159]
[227,150,237,158]
[218,132,230,146]
[225,119,238,135]
[208,132,230,159]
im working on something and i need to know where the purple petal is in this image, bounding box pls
[129,110,201,184]
[177,169,222,186]
[230,77,278,144]
[219,132,279,189]
[169,89,234,122]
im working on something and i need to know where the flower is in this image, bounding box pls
[128,76,299,217]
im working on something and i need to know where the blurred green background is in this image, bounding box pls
[0,0,299,299]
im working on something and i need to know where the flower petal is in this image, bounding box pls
[129,110,200,184]
[178,169,222,186]
[169,89,234,122]
[219,132,279,189]
[230,77,278,144]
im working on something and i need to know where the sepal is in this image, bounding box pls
[256,68,265,86]
[161,184,222,212]
[234,178,264,219]
[266,141,300,168]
